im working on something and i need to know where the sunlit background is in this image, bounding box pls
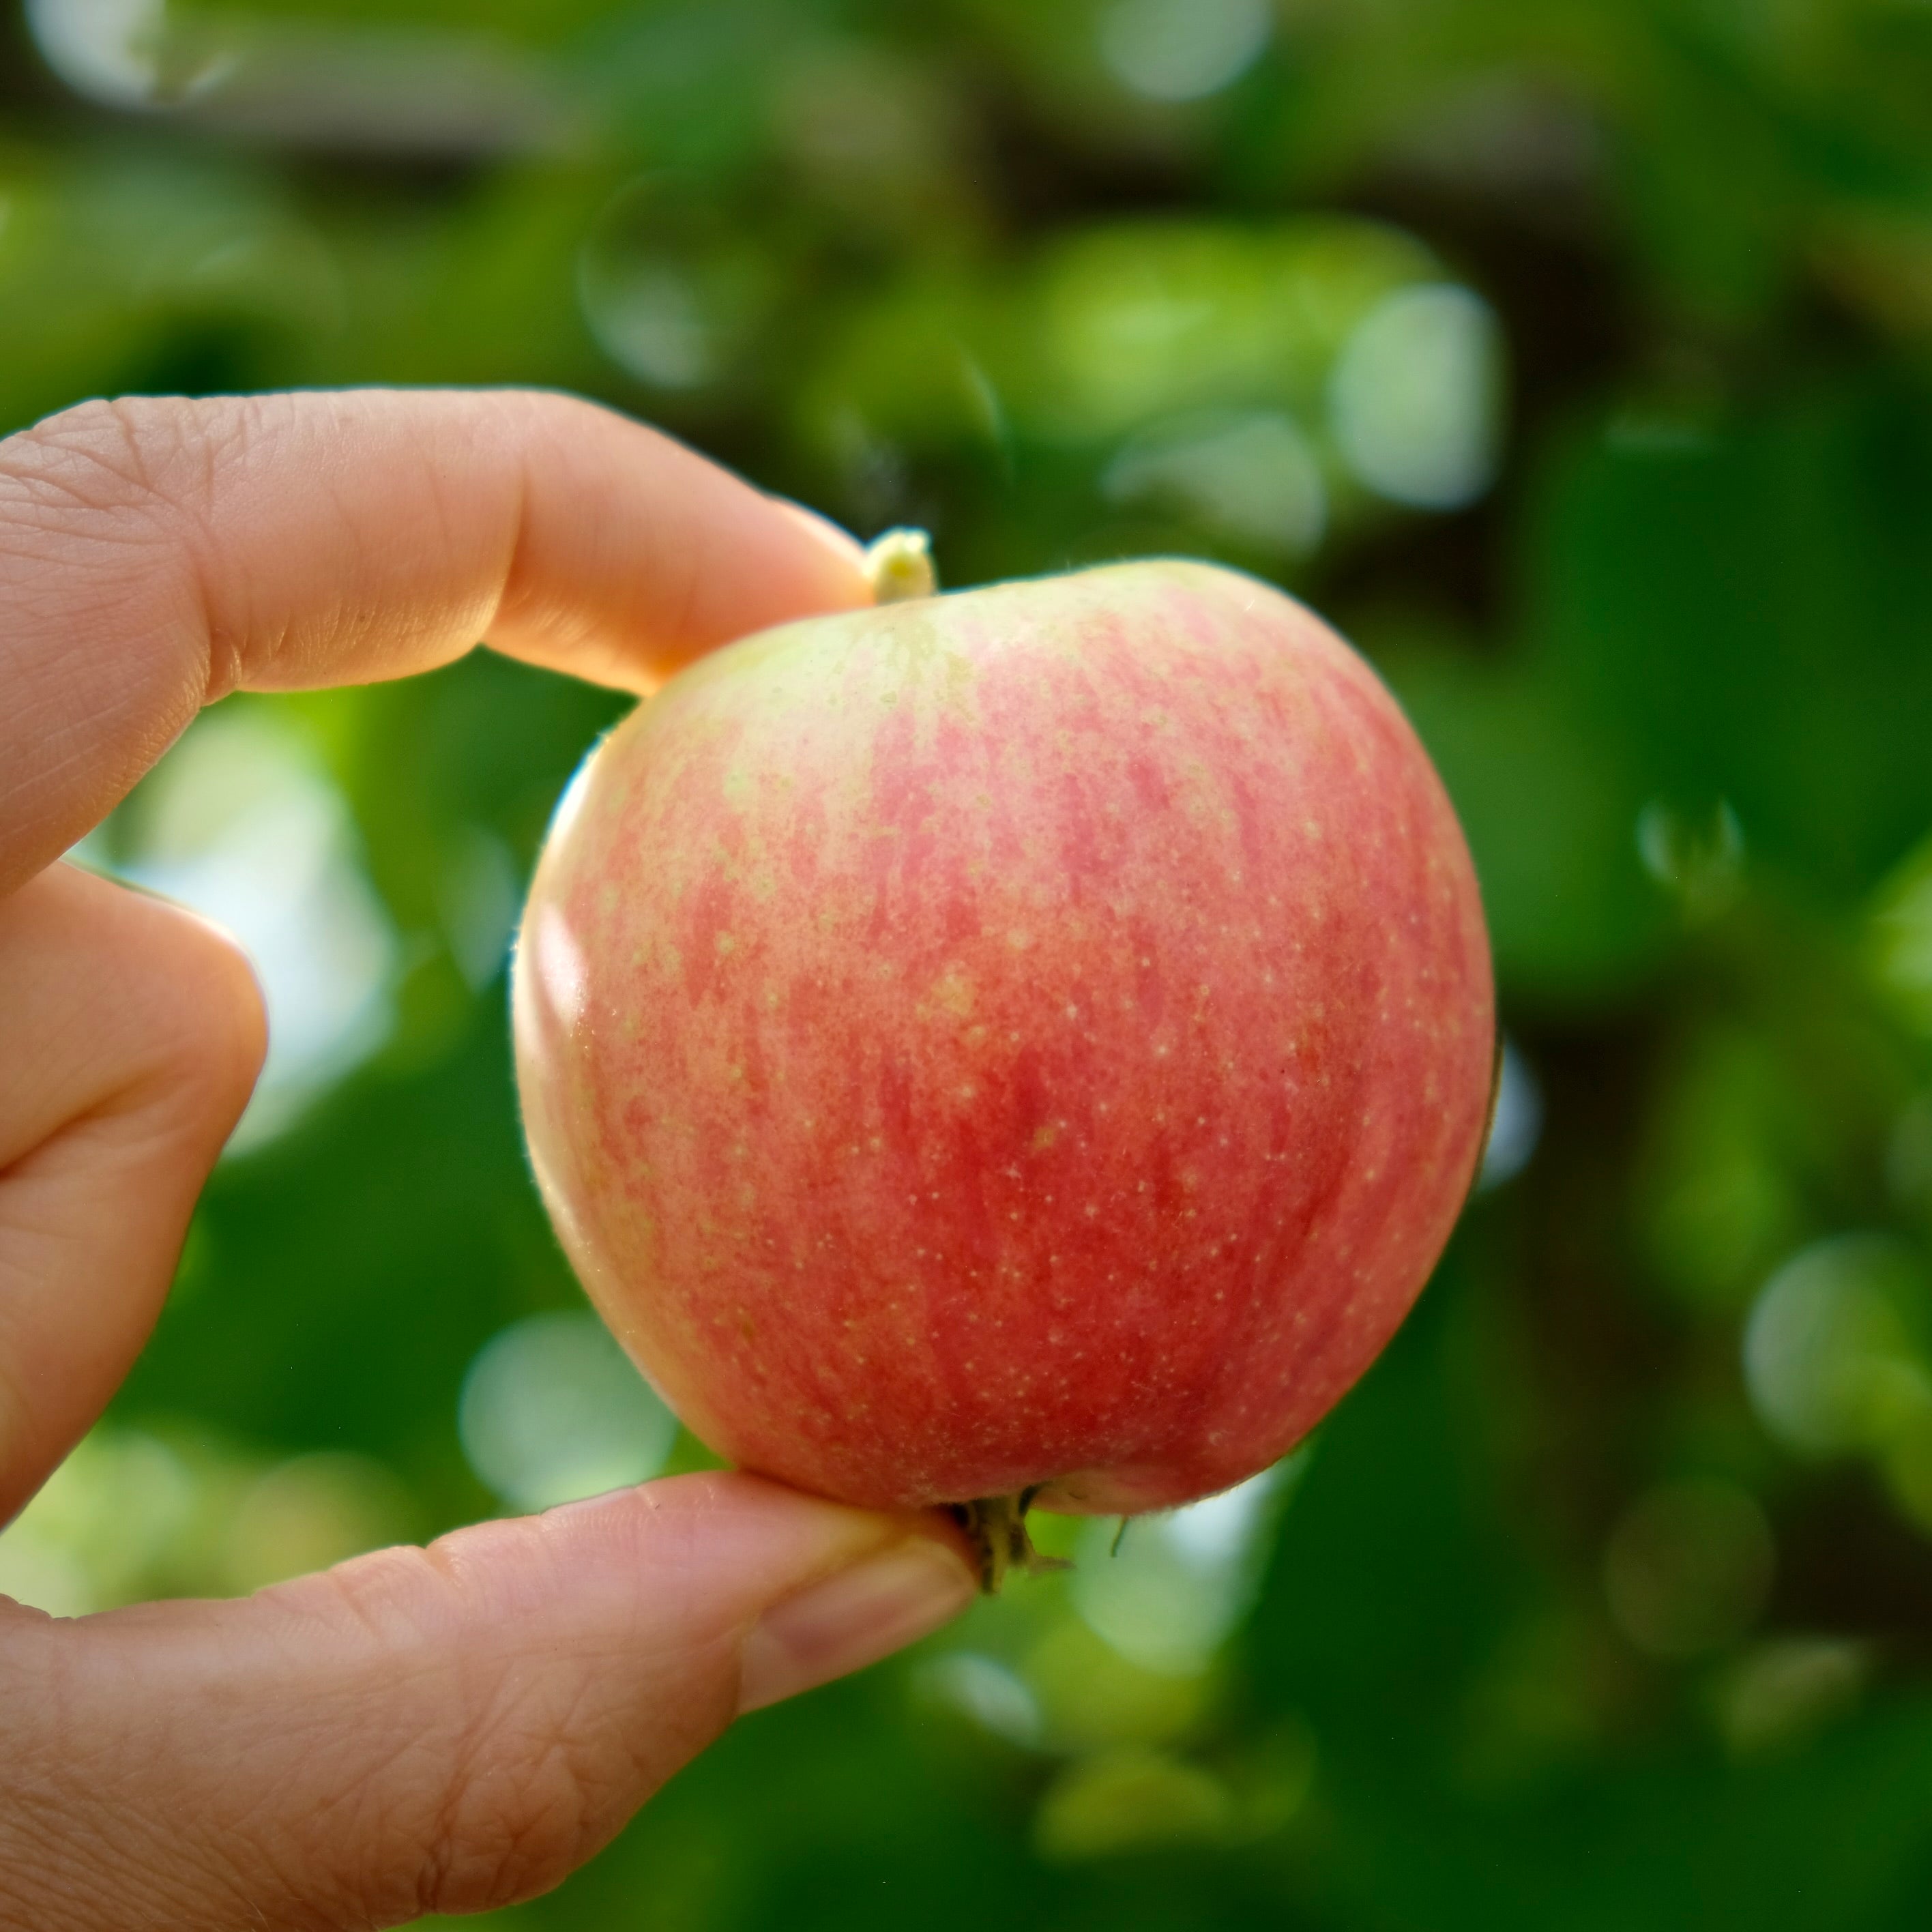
[6,0,1932,1924]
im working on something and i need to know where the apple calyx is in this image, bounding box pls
[863,527,937,603]
[947,1488,1071,1594]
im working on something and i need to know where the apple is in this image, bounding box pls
[514,555,1493,1571]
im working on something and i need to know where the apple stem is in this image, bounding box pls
[864,527,937,603]
[948,1488,1070,1594]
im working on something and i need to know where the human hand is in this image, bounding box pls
[0,392,978,1930]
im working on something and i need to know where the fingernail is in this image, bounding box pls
[737,1537,977,1714]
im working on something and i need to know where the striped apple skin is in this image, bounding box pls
[514,561,1493,1514]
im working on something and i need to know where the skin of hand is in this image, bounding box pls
[0,392,979,1931]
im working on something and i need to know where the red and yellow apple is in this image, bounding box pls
[514,561,1492,1538]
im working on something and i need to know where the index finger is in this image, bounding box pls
[0,389,872,896]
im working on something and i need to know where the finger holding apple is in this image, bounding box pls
[514,548,1493,1585]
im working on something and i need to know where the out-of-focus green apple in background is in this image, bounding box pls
[6,2,1932,1926]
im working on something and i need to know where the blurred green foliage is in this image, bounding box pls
[7,0,1932,1924]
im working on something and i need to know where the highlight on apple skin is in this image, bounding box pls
[513,559,1494,1528]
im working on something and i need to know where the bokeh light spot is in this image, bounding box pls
[1025,1618,1212,1751]
[577,177,776,394]
[1070,1458,1299,1675]
[1869,830,1932,1036]
[583,260,712,389]
[1098,0,1272,104]
[0,1429,200,1613]
[1476,1036,1542,1192]
[916,1652,1044,1748]
[1602,1476,1774,1660]
[1713,1637,1868,1761]
[220,1452,415,1594]
[1638,797,1746,922]
[1103,409,1327,555]
[1328,283,1504,509]
[27,0,167,108]
[1744,1234,1931,1458]
[460,1312,677,1512]
[1036,1746,1233,1860]
[438,825,521,989]
[106,711,396,1153]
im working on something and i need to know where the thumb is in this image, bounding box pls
[0,1472,976,1931]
